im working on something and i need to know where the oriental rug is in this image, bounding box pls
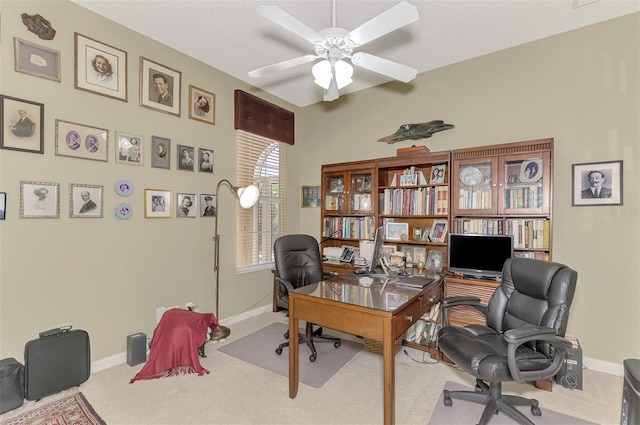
[0,392,105,425]
[428,381,597,425]
[218,322,363,388]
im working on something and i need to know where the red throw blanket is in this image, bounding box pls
[130,308,217,383]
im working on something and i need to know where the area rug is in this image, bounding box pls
[0,392,105,425]
[218,322,363,388]
[428,381,597,425]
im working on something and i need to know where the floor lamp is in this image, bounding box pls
[211,179,260,341]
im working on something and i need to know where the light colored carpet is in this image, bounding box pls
[428,381,598,425]
[217,322,363,388]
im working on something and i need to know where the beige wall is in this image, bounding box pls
[1,1,638,369]
[298,14,640,366]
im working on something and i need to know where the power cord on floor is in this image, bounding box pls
[403,349,439,364]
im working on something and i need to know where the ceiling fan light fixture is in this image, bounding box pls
[312,60,333,89]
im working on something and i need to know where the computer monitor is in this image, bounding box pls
[367,226,385,273]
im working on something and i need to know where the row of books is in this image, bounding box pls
[515,251,551,260]
[457,189,492,210]
[322,216,376,239]
[451,218,550,249]
[351,193,373,211]
[451,218,503,235]
[324,195,344,211]
[380,186,449,216]
[504,186,543,209]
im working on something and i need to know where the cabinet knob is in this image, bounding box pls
[428,296,435,302]
[406,315,413,322]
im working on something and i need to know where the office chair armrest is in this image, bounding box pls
[441,296,485,327]
[323,272,338,279]
[275,277,296,294]
[504,325,573,384]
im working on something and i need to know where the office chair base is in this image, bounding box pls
[443,380,541,425]
[275,323,341,362]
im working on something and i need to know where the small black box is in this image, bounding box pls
[555,335,582,390]
[0,357,24,413]
[127,332,147,366]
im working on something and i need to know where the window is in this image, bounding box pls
[237,130,288,271]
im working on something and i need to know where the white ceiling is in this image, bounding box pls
[72,0,639,107]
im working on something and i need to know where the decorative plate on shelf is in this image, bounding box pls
[115,203,133,219]
[459,167,483,186]
[115,180,133,196]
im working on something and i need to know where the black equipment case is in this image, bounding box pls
[0,357,24,413]
[24,328,90,400]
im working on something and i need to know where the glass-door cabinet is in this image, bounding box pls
[500,152,551,215]
[452,157,498,216]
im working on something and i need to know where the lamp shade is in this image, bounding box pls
[236,184,260,208]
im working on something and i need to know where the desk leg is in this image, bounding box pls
[383,320,395,425]
[289,298,299,399]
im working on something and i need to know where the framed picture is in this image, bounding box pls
[520,159,543,183]
[189,85,215,125]
[14,37,61,82]
[198,148,214,173]
[426,250,444,271]
[0,95,44,154]
[55,119,108,162]
[177,145,195,171]
[177,193,197,218]
[74,33,127,102]
[0,192,6,220]
[145,189,171,218]
[200,194,216,217]
[421,227,431,242]
[140,57,181,116]
[115,131,143,166]
[69,183,103,218]
[20,180,59,218]
[571,160,623,206]
[507,174,518,184]
[429,220,448,243]
[151,136,171,169]
[301,185,321,207]
[430,164,446,184]
[385,222,409,240]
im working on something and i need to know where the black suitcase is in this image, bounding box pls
[0,358,24,413]
[24,328,90,400]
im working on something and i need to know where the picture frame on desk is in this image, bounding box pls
[426,250,444,271]
[429,220,448,243]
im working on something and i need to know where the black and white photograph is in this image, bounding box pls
[151,136,171,169]
[115,132,143,166]
[70,183,103,218]
[0,95,44,154]
[0,192,6,220]
[198,148,214,173]
[140,57,181,116]
[55,120,108,162]
[200,194,216,217]
[177,193,197,218]
[75,33,127,101]
[572,160,623,207]
[177,145,195,171]
[14,37,61,82]
[145,189,171,218]
[189,85,215,125]
[19,180,60,219]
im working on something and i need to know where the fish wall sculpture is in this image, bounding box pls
[378,120,454,144]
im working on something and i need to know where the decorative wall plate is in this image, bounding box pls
[115,203,132,219]
[459,166,483,186]
[519,159,543,183]
[115,180,133,196]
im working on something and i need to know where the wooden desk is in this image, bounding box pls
[288,274,443,425]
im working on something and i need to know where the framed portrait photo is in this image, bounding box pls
[115,131,143,166]
[0,192,6,220]
[70,183,103,218]
[430,164,447,184]
[429,220,448,243]
[177,145,195,171]
[74,33,127,102]
[140,57,181,116]
[0,95,44,154]
[55,119,108,162]
[14,37,61,82]
[301,185,321,207]
[200,194,217,217]
[145,189,171,218]
[571,160,623,207]
[151,136,171,169]
[177,193,197,218]
[385,222,409,241]
[198,148,214,173]
[520,159,543,183]
[426,250,444,271]
[189,85,215,125]
[20,180,60,219]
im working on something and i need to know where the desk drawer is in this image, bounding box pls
[394,301,421,337]
[420,280,443,314]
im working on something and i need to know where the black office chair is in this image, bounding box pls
[273,234,341,362]
[437,258,578,425]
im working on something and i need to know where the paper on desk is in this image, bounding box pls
[359,240,374,262]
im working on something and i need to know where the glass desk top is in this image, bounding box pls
[292,274,431,312]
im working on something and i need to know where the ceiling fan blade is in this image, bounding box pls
[248,55,319,78]
[347,1,419,47]
[257,5,325,44]
[351,52,417,83]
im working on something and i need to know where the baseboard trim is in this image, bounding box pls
[91,304,272,373]
[584,356,624,377]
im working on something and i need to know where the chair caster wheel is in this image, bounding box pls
[334,341,341,348]
[284,331,289,339]
[275,347,283,355]
[309,354,317,362]
[475,384,483,392]
[443,390,452,407]
[531,400,541,416]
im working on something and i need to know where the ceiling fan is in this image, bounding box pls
[248,0,419,102]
